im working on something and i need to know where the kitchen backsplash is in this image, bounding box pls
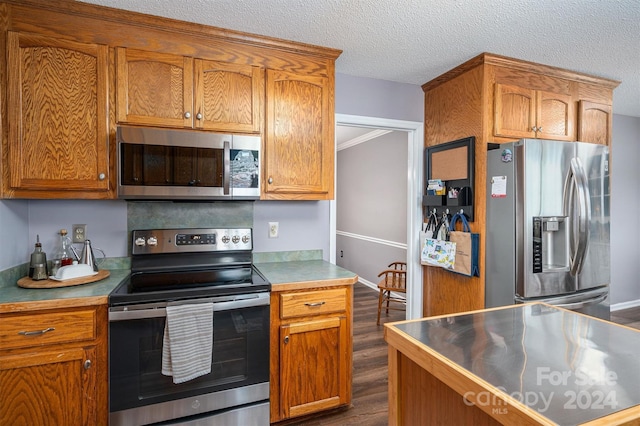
[127,201,253,231]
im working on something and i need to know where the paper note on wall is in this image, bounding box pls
[491,176,507,198]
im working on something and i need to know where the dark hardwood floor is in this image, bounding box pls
[279,283,640,425]
[610,305,640,330]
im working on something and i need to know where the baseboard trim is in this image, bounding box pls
[611,299,640,312]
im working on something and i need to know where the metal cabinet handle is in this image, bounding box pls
[19,327,55,336]
[268,177,273,184]
[98,173,106,181]
[305,301,326,307]
[196,112,203,120]
[538,126,543,132]
[84,360,92,370]
[184,111,191,119]
[532,126,538,132]
[284,336,289,344]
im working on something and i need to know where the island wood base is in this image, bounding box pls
[388,347,502,425]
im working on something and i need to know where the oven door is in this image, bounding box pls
[108,292,269,426]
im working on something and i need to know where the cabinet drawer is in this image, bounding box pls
[0,309,96,351]
[280,288,346,319]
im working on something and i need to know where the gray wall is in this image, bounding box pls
[610,114,640,305]
[335,73,424,123]
[336,131,408,285]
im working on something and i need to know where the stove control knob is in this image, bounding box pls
[147,237,158,246]
[221,235,230,244]
[134,237,146,246]
[242,235,250,244]
[232,235,240,244]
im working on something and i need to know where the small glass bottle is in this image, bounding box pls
[52,229,74,275]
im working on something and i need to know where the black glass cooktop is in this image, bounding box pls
[109,265,270,306]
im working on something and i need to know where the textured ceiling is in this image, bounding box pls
[80,0,640,117]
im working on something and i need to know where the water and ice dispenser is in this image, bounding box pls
[532,216,569,273]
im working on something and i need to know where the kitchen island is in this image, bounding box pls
[384,303,640,425]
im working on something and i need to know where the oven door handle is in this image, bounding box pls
[109,293,269,321]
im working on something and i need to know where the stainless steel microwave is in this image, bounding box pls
[117,126,260,200]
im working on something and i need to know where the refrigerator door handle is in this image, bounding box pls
[563,157,591,276]
[551,293,607,311]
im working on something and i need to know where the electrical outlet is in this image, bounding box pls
[72,224,87,243]
[268,222,279,238]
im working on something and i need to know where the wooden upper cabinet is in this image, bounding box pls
[194,59,263,133]
[494,83,574,141]
[264,69,334,200]
[494,83,536,139]
[5,31,110,197]
[536,90,574,140]
[117,48,263,133]
[117,48,193,127]
[578,100,612,145]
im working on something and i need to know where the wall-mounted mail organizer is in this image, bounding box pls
[423,136,476,222]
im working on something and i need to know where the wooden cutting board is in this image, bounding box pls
[17,270,111,289]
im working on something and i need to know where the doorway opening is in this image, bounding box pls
[332,114,423,319]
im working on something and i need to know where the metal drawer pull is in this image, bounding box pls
[84,360,92,370]
[284,336,289,344]
[19,327,55,336]
[305,301,326,307]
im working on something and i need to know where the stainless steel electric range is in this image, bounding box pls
[108,228,270,426]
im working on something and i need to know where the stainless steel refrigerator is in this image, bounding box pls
[486,139,610,319]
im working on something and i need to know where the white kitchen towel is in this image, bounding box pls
[162,303,214,384]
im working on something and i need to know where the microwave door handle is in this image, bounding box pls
[223,140,231,195]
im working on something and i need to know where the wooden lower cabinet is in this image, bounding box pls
[0,304,108,426]
[270,285,352,423]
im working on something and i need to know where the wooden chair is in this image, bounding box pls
[376,261,407,325]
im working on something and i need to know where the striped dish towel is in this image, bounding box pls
[162,303,214,384]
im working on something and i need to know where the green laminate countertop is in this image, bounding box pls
[0,269,129,313]
[0,254,358,311]
[255,260,358,291]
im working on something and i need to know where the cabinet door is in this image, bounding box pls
[6,32,109,194]
[116,48,193,128]
[0,347,97,426]
[194,60,263,133]
[494,83,536,139]
[536,90,574,141]
[264,70,334,200]
[578,101,612,145]
[280,316,349,419]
